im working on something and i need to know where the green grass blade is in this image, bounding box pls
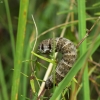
[21,1,36,98]
[21,43,31,100]
[31,51,56,64]
[11,0,29,100]
[4,0,15,57]
[0,57,9,100]
[77,0,90,100]
[50,34,100,100]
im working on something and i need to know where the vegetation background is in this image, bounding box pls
[0,0,100,100]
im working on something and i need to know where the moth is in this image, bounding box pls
[38,37,77,89]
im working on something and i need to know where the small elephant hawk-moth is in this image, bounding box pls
[38,37,77,89]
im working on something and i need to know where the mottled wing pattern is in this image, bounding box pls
[38,37,77,89]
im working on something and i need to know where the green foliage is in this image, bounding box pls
[11,0,29,100]
[0,0,100,100]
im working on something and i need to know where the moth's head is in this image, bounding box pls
[38,40,52,54]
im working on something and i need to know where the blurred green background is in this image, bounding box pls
[0,0,100,100]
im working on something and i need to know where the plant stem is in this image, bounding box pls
[77,0,90,100]
[11,0,29,100]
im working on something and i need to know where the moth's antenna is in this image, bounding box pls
[76,17,100,48]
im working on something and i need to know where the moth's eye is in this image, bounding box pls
[41,44,44,50]
[49,43,51,50]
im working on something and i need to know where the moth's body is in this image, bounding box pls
[38,37,77,89]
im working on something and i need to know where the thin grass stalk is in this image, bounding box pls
[37,17,96,40]
[4,0,15,58]
[77,0,90,100]
[11,0,29,100]
[0,57,9,100]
